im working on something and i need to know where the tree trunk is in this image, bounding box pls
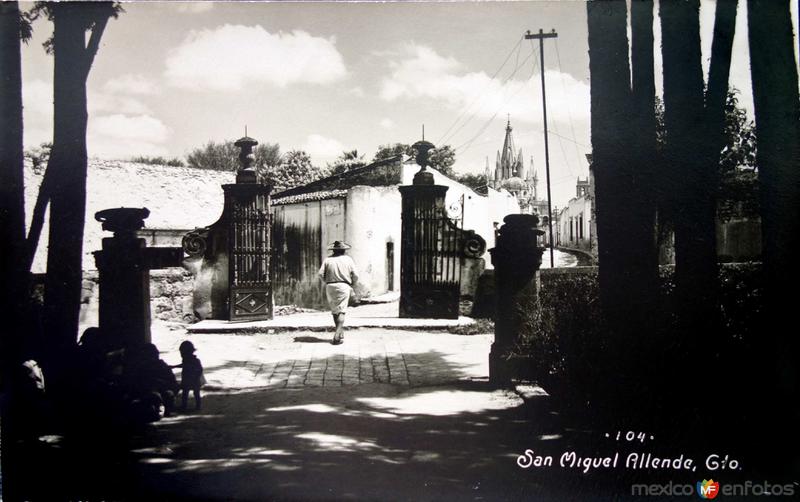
[629,0,659,326]
[0,3,28,498]
[0,0,27,354]
[747,0,800,461]
[660,0,717,352]
[587,0,638,407]
[42,3,92,365]
[703,0,739,405]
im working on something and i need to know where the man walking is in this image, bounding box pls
[319,241,359,345]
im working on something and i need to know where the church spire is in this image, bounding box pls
[499,117,517,179]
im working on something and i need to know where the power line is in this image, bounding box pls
[548,112,577,177]
[442,43,533,148]
[454,45,538,155]
[554,39,588,172]
[436,37,524,145]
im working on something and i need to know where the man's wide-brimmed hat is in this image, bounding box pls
[327,240,351,250]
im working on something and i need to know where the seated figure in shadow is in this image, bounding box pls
[123,343,178,421]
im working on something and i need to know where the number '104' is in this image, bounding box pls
[614,431,654,443]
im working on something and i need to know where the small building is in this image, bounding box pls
[271,155,519,307]
[555,168,597,259]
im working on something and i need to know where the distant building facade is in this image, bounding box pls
[555,156,597,260]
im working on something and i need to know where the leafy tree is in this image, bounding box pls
[327,149,366,176]
[267,149,325,192]
[717,91,758,221]
[428,144,456,178]
[373,142,457,177]
[654,89,756,224]
[129,155,185,167]
[186,141,325,191]
[373,142,413,162]
[186,139,280,174]
[455,173,488,195]
[24,142,52,173]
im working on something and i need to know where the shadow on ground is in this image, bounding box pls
[6,348,760,501]
[292,335,331,344]
[126,381,578,501]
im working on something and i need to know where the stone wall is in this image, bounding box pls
[34,268,197,329]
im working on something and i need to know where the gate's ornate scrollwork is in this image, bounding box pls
[182,228,209,258]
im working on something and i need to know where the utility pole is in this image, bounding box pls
[525,28,558,268]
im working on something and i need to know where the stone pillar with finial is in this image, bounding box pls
[93,208,183,348]
[488,213,546,385]
[182,131,274,321]
[398,134,462,319]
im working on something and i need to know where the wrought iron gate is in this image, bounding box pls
[399,185,465,319]
[399,139,487,319]
[229,187,272,320]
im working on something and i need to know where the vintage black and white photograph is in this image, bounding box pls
[1,0,798,500]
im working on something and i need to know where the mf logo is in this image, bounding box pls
[697,479,720,499]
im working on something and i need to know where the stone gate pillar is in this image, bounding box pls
[489,214,545,384]
[93,208,183,348]
[399,140,461,319]
[182,135,273,321]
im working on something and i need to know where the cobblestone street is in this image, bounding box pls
[153,324,493,390]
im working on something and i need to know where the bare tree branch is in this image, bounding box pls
[24,168,52,271]
[82,15,109,78]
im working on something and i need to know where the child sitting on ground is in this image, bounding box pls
[125,343,178,420]
[174,341,205,410]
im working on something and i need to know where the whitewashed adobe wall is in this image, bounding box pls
[344,185,402,297]
[24,159,234,273]
[401,164,520,265]
[557,195,593,251]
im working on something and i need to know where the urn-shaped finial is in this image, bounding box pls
[234,135,259,183]
[411,140,436,186]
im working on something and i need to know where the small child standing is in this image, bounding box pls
[176,341,205,411]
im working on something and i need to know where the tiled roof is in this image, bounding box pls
[272,189,348,205]
[273,155,403,198]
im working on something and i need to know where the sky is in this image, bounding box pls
[19,0,800,208]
